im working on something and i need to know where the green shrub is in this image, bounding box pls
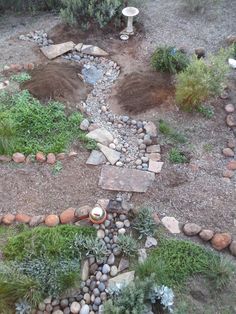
[196,105,214,119]
[133,208,156,239]
[60,0,124,29]
[151,46,189,74]
[136,238,235,289]
[159,120,187,143]
[4,225,95,261]
[117,235,138,257]
[0,90,95,155]
[169,148,188,164]
[176,51,229,111]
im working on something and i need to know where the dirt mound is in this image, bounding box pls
[22,62,91,107]
[113,72,175,114]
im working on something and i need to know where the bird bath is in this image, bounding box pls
[121,7,139,36]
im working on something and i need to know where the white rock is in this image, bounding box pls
[145,236,158,248]
[161,216,181,234]
[70,302,81,314]
[86,127,114,146]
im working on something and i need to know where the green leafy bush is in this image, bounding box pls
[4,224,95,261]
[133,208,156,239]
[117,235,138,257]
[0,90,95,155]
[151,46,189,74]
[176,51,229,111]
[136,237,235,289]
[60,0,124,29]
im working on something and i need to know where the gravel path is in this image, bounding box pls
[135,0,236,55]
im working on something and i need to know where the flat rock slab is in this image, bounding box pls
[86,127,113,146]
[99,166,155,192]
[86,150,106,165]
[40,41,75,59]
[81,45,109,57]
[108,271,135,289]
[97,144,121,165]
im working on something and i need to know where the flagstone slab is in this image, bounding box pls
[99,166,155,192]
[108,271,135,289]
[97,144,121,165]
[86,127,113,146]
[81,45,109,57]
[86,150,106,165]
[40,41,75,59]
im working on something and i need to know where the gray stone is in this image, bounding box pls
[199,229,214,241]
[80,119,90,131]
[115,221,124,229]
[97,144,121,165]
[99,166,155,192]
[146,145,161,153]
[118,228,126,235]
[144,121,157,137]
[97,229,105,239]
[145,236,158,248]
[29,215,45,227]
[98,282,106,291]
[108,271,135,289]
[86,128,113,146]
[102,264,110,274]
[40,41,75,59]
[110,265,118,277]
[161,216,181,234]
[70,302,81,314]
[86,150,106,166]
[81,260,89,281]
[107,253,115,265]
[183,223,202,236]
[80,304,90,314]
[229,240,236,256]
[148,160,164,173]
[118,258,129,272]
[75,43,83,52]
[81,45,109,57]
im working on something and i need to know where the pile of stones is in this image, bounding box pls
[19,30,53,47]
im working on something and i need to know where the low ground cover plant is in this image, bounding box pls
[117,234,138,257]
[0,90,95,155]
[136,237,234,290]
[151,46,189,74]
[1,225,97,311]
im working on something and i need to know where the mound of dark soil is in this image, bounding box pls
[21,62,91,107]
[114,72,175,114]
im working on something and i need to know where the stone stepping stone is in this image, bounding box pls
[98,165,155,192]
[40,41,75,59]
[97,144,121,165]
[81,45,109,57]
[86,150,106,165]
[86,127,113,146]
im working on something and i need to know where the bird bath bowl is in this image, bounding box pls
[121,7,139,35]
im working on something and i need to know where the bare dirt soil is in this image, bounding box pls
[110,71,175,114]
[21,62,91,107]
[0,152,116,216]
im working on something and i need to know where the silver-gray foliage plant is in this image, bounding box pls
[15,300,31,314]
[148,285,174,313]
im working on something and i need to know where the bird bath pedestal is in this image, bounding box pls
[121,7,139,37]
